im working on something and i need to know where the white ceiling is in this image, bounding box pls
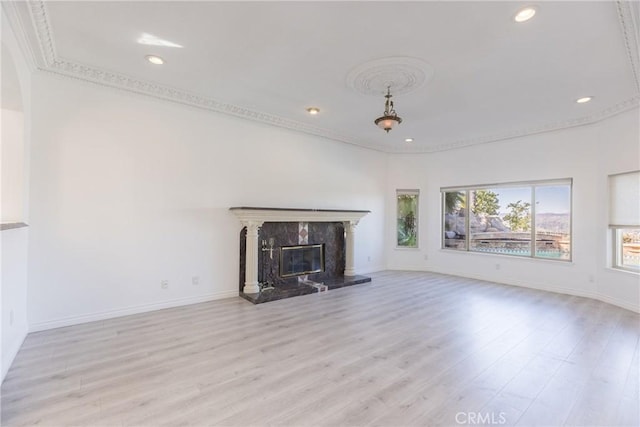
[5,1,640,153]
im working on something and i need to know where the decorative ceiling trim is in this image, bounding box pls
[46,57,373,149]
[394,96,640,154]
[27,0,56,67]
[616,1,640,93]
[25,1,382,152]
[9,0,640,155]
[346,56,434,96]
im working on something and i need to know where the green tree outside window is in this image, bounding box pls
[504,200,531,231]
[472,190,499,216]
[397,192,419,247]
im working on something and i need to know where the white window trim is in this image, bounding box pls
[611,227,640,274]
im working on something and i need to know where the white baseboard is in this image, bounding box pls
[418,267,640,314]
[25,269,638,334]
[2,330,27,383]
[357,264,386,275]
[29,290,239,332]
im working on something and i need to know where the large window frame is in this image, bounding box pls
[609,171,640,273]
[441,179,572,261]
[396,189,419,249]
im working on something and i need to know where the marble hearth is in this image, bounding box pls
[230,207,371,304]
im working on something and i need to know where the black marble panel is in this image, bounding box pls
[241,275,372,304]
[258,222,300,287]
[240,281,317,304]
[323,275,372,290]
[239,222,347,292]
[238,221,369,303]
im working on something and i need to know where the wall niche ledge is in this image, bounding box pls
[1,222,29,231]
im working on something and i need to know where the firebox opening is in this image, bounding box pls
[280,244,325,278]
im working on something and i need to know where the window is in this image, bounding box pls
[441,179,572,261]
[397,190,419,248]
[613,229,640,272]
[443,190,466,251]
[609,171,640,273]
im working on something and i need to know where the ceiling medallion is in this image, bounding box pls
[346,56,434,96]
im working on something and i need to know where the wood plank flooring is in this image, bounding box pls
[2,271,639,426]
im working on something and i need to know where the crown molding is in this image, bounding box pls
[20,0,386,153]
[43,58,385,152]
[616,0,640,93]
[393,96,640,154]
[26,0,56,67]
[11,0,640,155]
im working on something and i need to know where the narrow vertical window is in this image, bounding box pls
[609,171,640,273]
[397,190,419,248]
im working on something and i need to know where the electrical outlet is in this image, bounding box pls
[161,280,169,289]
[495,263,501,270]
[424,254,428,261]
[367,256,371,262]
[588,275,595,283]
[192,276,200,285]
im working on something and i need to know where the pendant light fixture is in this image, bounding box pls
[374,86,402,133]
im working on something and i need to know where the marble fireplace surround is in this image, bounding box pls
[230,207,370,301]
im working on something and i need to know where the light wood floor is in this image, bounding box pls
[2,271,639,427]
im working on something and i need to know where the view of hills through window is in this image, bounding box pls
[443,182,571,260]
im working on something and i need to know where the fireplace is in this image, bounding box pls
[280,244,325,278]
[230,207,372,304]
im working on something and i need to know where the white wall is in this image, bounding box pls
[1,227,28,379]
[387,108,640,312]
[1,108,28,381]
[595,110,640,309]
[27,73,388,330]
[2,108,25,222]
[1,7,32,381]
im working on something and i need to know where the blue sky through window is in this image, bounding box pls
[486,186,570,216]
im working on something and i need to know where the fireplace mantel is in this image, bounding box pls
[229,207,370,224]
[230,207,370,295]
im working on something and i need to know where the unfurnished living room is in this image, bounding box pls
[1,1,639,426]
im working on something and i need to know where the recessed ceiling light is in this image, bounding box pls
[576,96,593,104]
[145,55,165,65]
[514,6,537,23]
[306,107,320,115]
[405,138,414,143]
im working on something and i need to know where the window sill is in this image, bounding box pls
[395,246,420,251]
[438,248,574,265]
[606,267,640,276]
